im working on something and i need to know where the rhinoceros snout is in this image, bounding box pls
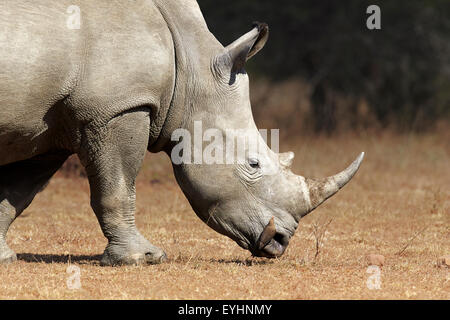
[253,232,290,258]
[252,217,290,258]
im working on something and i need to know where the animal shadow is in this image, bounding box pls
[17,253,102,265]
[208,258,275,266]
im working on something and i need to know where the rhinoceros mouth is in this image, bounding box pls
[244,216,290,258]
[252,218,290,258]
[259,234,289,258]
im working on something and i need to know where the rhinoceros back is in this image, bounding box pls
[0,0,175,166]
[0,1,83,165]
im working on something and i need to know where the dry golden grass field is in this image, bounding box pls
[0,129,449,300]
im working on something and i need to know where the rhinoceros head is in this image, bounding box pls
[169,23,364,258]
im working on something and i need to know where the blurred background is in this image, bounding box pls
[199,0,450,135]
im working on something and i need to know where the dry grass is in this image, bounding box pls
[1,129,449,300]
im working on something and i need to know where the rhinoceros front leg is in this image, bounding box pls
[80,109,167,266]
[0,153,68,264]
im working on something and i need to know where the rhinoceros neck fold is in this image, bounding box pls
[149,0,225,153]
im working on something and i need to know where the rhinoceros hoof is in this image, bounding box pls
[100,245,167,266]
[0,249,17,264]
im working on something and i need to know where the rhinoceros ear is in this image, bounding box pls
[217,22,269,74]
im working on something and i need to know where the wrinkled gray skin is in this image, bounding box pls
[0,0,364,265]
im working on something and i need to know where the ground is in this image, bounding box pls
[0,130,448,299]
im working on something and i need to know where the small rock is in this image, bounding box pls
[437,255,450,268]
[150,179,161,185]
[367,254,385,267]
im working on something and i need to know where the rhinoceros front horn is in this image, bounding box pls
[295,152,365,218]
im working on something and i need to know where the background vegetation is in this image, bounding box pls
[199,0,450,133]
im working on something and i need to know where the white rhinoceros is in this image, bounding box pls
[0,0,364,265]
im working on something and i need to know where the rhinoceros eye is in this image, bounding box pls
[248,158,260,169]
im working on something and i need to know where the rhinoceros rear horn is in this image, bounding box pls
[218,22,269,73]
